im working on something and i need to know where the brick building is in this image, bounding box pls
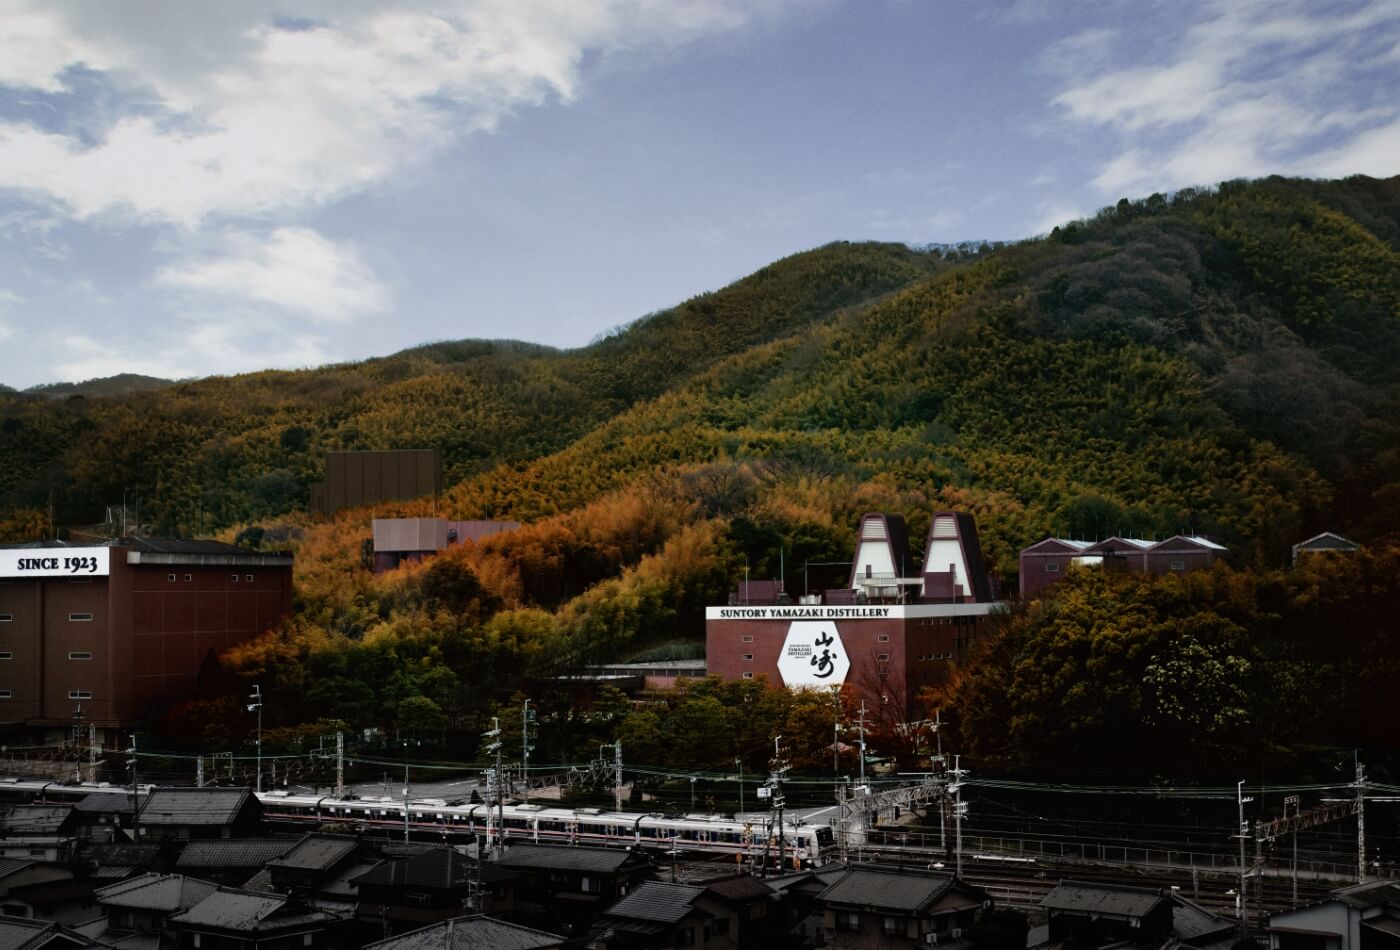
[705,512,1005,714]
[0,540,293,743]
[1018,535,1226,599]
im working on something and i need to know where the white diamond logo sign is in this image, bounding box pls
[777,620,850,688]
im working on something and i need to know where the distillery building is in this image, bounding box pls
[705,512,1005,713]
[0,539,293,743]
[1018,534,1227,599]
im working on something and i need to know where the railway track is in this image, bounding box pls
[853,845,1338,918]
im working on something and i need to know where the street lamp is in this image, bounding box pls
[247,685,263,793]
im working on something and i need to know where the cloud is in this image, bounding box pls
[0,288,18,341]
[0,1,767,227]
[1051,0,1400,197]
[154,227,389,322]
[51,323,341,385]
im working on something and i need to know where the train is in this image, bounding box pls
[0,778,836,867]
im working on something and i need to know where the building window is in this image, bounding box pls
[69,612,93,622]
[246,574,254,582]
[0,690,11,699]
[168,573,176,582]
[741,635,753,643]
[192,936,201,949]
[0,614,11,622]
[231,574,240,582]
[1170,560,1186,571]
[68,652,93,660]
[837,911,860,932]
[68,690,93,700]
[184,574,192,582]
[713,918,730,936]
[877,653,890,661]
[0,653,10,660]
[877,634,889,642]
[742,672,754,679]
[884,916,903,935]
[742,654,753,661]
[1045,563,1060,573]
[677,927,695,948]
[302,936,313,948]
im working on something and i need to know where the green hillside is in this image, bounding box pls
[0,241,937,535]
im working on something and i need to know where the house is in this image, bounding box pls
[72,793,136,840]
[1268,879,1400,950]
[167,887,343,950]
[1040,881,1174,947]
[764,866,848,948]
[1292,533,1361,566]
[0,860,79,919]
[82,844,163,884]
[264,834,360,895]
[0,807,80,840]
[591,881,738,950]
[0,915,95,950]
[361,915,564,950]
[816,865,989,950]
[694,875,777,948]
[495,844,654,940]
[0,806,84,868]
[173,840,292,887]
[95,874,217,937]
[137,790,262,842]
[353,847,517,935]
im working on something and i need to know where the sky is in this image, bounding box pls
[0,0,1396,389]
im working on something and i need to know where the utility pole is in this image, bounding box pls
[1356,753,1367,884]
[71,702,84,783]
[613,741,624,813]
[856,700,869,790]
[763,736,790,876]
[521,699,534,804]
[831,686,843,799]
[950,754,968,878]
[1285,794,1299,905]
[482,719,503,853]
[933,710,947,851]
[247,685,263,794]
[88,722,97,780]
[402,739,414,842]
[735,758,744,814]
[196,755,204,788]
[335,731,345,798]
[126,734,139,839]
[1236,780,1253,938]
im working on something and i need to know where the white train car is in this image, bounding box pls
[0,778,834,866]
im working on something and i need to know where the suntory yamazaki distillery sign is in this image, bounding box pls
[0,547,111,578]
[776,620,851,687]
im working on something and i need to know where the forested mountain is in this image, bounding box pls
[0,242,937,535]
[3,174,1399,777]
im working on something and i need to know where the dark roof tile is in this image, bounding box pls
[175,839,291,869]
[1042,881,1167,918]
[819,867,956,913]
[604,882,705,925]
[139,788,255,827]
[363,915,563,950]
[495,843,639,874]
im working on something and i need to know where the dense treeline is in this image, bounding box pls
[946,545,1400,780]
[5,174,1400,774]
